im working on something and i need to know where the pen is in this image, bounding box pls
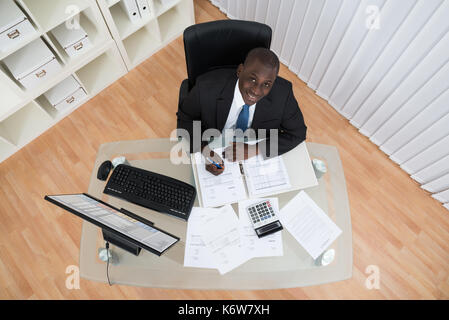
[206,157,223,169]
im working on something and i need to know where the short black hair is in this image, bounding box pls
[244,48,280,73]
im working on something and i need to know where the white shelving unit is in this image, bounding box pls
[0,0,127,163]
[97,0,194,70]
[0,0,194,163]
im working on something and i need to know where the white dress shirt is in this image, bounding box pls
[223,80,257,130]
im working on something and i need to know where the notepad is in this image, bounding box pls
[192,148,292,208]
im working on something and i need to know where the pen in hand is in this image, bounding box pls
[206,157,223,169]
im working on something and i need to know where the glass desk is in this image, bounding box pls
[79,139,352,289]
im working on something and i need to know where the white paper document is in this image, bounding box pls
[238,198,283,258]
[201,205,250,275]
[193,149,292,207]
[184,207,219,269]
[193,148,247,208]
[242,155,291,197]
[279,191,342,260]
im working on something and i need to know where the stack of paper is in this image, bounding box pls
[184,190,343,274]
[184,200,283,275]
[279,191,342,260]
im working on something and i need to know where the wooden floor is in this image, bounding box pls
[1,0,448,299]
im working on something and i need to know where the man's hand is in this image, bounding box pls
[222,142,259,162]
[202,145,225,176]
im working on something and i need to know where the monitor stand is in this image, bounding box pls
[102,229,142,256]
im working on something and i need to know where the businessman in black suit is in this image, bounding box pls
[177,48,307,175]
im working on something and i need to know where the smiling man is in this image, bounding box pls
[177,48,307,175]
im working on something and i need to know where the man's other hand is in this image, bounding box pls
[222,142,258,162]
[202,145,225,176]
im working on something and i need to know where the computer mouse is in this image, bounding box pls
[97,160,112,181]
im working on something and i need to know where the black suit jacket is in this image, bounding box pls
[177,68,307,157]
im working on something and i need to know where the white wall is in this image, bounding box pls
[210,0,449,210]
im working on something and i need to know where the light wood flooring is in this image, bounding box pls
[0,0,448,299]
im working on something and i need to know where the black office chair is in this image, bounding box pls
[178,19,272,109]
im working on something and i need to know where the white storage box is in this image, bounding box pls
[3,38,62,90]
[44,76,87,111]
[0,1,36,52]
[52,22,92,58]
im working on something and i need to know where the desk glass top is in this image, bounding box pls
[79,139,352,289]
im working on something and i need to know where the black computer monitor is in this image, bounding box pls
[44,193,179,256]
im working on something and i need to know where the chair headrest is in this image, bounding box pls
[183,20,272,89]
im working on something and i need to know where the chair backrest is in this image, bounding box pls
[183,19,272,90]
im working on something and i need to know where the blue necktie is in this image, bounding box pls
[235,104,250,132]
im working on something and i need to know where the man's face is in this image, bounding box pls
[237,59,278,106]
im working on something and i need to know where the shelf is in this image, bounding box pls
[75,46,126,95]
[96,0,193,70]
[154,0,180,16]
[157,0,191,42]
[3,38,113,101]
[0,81,22,122]
[47,8,104,65]
[107,0,121,7]
[0,101,53,147]
[20,0,91,32]
[110,1,155,40]
[0,39,115,125]
[36,82,89,121]
[123,20,162,66]
[0,0,127,164]
[0,36,65,92]
[0,0,192,163]
[0,29,41,61]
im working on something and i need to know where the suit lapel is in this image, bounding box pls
[216,74,237,131]
[251,96,272,129]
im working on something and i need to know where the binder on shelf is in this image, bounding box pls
[136,0,151,19]
[120,0,140,23]
[43,75,87,112]
[3,38,62,90]
[51,23,92,58]
[0,1,36,53]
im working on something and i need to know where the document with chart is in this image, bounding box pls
[192,148,247,208]
[192,145,307,207]
[242,154,291,197]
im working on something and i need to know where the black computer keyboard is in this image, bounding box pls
[103,164,196,220]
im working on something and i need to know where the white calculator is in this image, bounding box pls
[246,200,283,238]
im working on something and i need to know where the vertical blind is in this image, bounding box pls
[210,0,449,211]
